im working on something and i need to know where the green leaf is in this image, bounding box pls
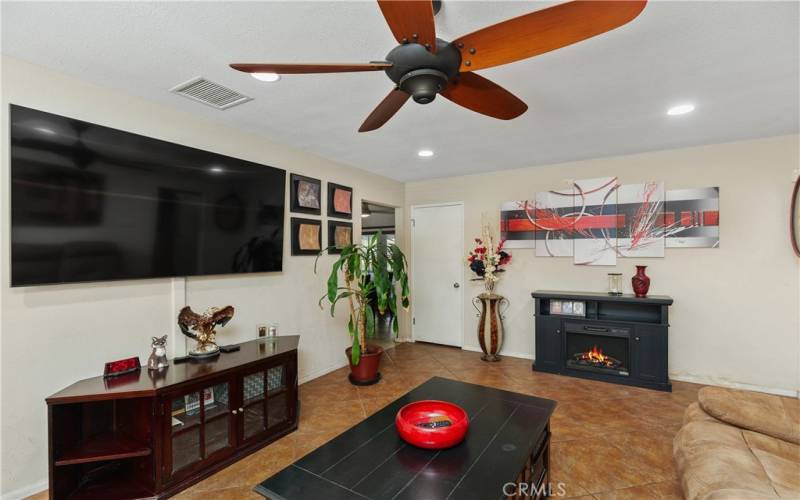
[350,334,361,365]
[329,291,354,317]
[365,306,376,339]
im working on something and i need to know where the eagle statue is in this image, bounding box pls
[177,305,235,358]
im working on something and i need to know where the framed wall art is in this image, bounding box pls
[290,217,322,256]
[328,221,353,254]
[327,182,353,219]
[290,173,322,215]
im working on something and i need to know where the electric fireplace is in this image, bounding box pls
[532,290,673,391]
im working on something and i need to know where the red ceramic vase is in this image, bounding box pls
[632,265,651,297]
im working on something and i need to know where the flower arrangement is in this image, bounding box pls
[466,222,511,293]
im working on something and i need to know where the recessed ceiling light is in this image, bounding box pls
[417,149,434,158]
[251,72,281,83]
[210,166,224,174]
[667,104,695,116]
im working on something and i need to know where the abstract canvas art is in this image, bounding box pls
[664,187,720,248]
[328,221,353,254]
[328,183,353,219]
[291,217,322,255]
[573,177,619,266]
[535,188,575,257]
[290,174,321,215]
[500,201,536,249]
[617,181,665,257]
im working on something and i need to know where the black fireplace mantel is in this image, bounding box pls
[531,290,673,391]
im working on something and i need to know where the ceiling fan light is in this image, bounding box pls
[417,149,434,158]
[667,103,695,116]
[251,72,281,82]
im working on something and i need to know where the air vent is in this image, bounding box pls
[170,77,252,110]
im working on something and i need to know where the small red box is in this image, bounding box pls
[103,356,141,378]
[395,400,469,449]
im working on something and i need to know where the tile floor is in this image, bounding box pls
[29,341,698,499]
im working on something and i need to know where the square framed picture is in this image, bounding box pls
[328,221,353,254]
[290,217,322,256]
[327,182,353,219]
[550,300,562,314]
[290,174,321,215]
[572,301,585,316]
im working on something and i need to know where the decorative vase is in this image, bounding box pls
[472,293,509,362]
[632,265,651,297]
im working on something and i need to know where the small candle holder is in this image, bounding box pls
[607,273,623,296]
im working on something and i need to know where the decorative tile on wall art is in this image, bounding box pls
[500,201,536,249]
[291,217,322,255]
[328,221,353,254]
[617,181,665,257]
[535,188,575,257]
[664,187,720,248]
[328,183,353,219]
[289,173,321,215]
[573,177,619,266]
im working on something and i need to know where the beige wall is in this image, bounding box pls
[0,57,404,497]
[404,136,800,395]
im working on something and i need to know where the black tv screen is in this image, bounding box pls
[10,105,285,286]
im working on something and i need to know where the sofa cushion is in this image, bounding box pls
[684,401,721,425]
[698,387,800,444]
[743,430,800,498]
[674,420,779,499]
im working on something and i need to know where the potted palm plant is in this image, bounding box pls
[316,232,410,385]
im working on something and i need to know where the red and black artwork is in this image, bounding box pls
[500,182,719,265]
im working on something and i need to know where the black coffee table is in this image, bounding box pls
[256,377,556,500]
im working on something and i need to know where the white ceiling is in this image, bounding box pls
[2,1,798,182]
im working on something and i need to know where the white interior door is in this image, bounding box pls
[412,203,464,347]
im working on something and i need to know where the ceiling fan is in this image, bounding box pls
[230,0,647,132]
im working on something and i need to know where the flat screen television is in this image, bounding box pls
[10,104,285,287]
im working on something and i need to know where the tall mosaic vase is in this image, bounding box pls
[472,293,509,362]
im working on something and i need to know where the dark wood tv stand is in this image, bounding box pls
[46,336,299,499]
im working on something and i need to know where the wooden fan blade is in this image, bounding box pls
[377,0,436,52]
[359,89,410,132]
[440,73,527,120]
[453,1,647,72]
[230,62,391,74]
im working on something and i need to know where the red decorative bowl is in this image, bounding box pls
[395,400,469,449]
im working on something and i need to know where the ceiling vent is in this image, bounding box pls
[170,76,252,110]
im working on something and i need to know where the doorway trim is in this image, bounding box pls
[410,201,465,347]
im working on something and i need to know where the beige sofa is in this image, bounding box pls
[674,386,800,500]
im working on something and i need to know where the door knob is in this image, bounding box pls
[239,407,244,412]
[232,409,238,415]
[453,283,460,288]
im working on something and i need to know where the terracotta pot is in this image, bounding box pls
[345,344,383,385]
[632,265,651,297]
[472,293,508,362]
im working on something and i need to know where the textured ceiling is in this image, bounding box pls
[2,1,798,182]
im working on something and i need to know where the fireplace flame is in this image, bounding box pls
[575,345,621,368]
[582,345,609,363]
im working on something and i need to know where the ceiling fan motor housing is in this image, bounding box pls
[385,39,461,104]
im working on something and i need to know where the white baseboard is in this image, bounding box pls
[460,345,533,360]
[669,374,798,397]
[298,360,348,385]
[1,479,47,500]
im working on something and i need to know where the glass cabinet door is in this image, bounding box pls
[168,380,234,478]
[240,362,291,443]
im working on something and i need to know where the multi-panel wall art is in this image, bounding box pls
[501,179,719,266]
